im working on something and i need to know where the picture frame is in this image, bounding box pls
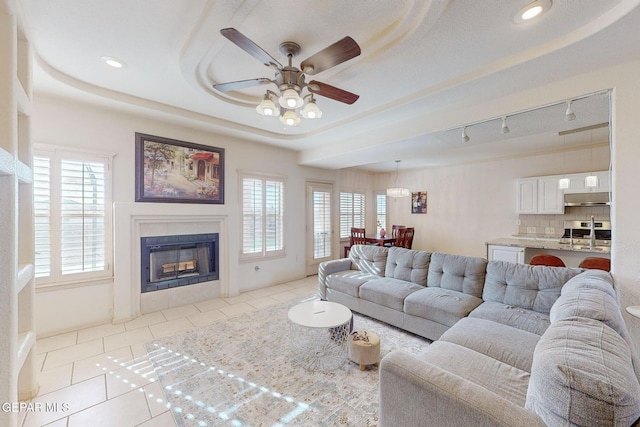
[411,191,427,214]
[135,133,224,204]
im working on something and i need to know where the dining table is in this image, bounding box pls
[365,234,396,246]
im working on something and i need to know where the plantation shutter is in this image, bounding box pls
[313,190,331,259]
[242,174,285,257]
[60,159,106,274]
[33,148,111,284]
[339,191,365,239]
[33,155,51,278]
[376,193,387,235]
[242,178,263,254]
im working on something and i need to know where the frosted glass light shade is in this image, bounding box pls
[278,88,303,109]
[558,177,570,189]
[386,187,410,197]
[279,110,300,126]
[585,175,599,187]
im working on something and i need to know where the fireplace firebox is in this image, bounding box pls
[141,233,219,293]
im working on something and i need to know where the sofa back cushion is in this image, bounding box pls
[427,253,487,298]
[384,247,431,285]
[349,244,388,277]
[483,261,582,314]
[526,317,640,426]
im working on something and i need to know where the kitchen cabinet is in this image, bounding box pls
[487,245,525,264]
[516,176,563,214]
[563,171,610,194]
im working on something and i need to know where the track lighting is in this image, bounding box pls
[461,127,470,143]
[564,101,576,122]
[501,117,510,134]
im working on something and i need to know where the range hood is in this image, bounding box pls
[564,192,611,206]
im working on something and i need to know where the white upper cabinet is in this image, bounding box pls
[563,171,610,194]
[537,176,565,214]
[516,178,538,214]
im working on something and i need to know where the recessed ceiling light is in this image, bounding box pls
[514,0,551,23]
[101,56,125,68]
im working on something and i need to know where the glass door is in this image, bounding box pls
[306,182,333,276]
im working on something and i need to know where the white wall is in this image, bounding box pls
[31,95,374,336]
[379,145,610,258]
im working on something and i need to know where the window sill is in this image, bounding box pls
[36,275,114,292]
[240,251,286,263]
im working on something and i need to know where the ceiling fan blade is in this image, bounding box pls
[308,80,359,105]
[213,78,272,92]
[300,37,361,75]
[220,28,282,68]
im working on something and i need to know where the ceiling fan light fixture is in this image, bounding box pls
[279,110,301,127]
[256,95,278,116]
[301,98,322,119]
[279,88,304,109]
[564,100,576,121]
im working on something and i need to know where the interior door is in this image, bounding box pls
[306,182,333,276]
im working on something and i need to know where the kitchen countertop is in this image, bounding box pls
[486,237,611,254]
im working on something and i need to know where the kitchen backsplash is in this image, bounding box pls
[517,206,610,237]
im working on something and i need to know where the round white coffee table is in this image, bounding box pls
[287,301,352,371]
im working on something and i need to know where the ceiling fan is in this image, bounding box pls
[213,28,361,125]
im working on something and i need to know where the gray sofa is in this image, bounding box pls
[318,244,640,427]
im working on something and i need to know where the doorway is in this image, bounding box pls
[306,181,334,276]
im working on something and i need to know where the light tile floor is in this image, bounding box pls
[22,277,319,427]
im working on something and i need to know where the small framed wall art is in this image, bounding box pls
[411,191,427,214]
[135,133,224,204]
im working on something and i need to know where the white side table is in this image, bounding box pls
[626,306,640,319]
[288,301,352,371]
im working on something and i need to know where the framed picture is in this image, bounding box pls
[412,191,427,214]
[135,133,224,204]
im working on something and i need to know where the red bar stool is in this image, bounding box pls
[578,257,611,271]
[529,254,566,267]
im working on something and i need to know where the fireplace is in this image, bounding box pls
[141,233,219,293]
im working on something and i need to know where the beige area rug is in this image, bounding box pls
[145,296,429,427]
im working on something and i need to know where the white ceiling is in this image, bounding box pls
[17,0,640,171]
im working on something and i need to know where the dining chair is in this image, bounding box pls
[344,227,367,258]
[529,254,566,267]
[384,225,406,247]
[578,257,611,271]
[398,227,414,249]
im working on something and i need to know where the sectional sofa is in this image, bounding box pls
[318,244,640,427]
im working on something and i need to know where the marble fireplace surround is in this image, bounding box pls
[113,202,232,323]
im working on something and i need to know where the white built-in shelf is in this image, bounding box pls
[0,147,15,176]
[16,264,34,293]
[16,158,32,183]
[16,331,35,370]
[626,306,640,319]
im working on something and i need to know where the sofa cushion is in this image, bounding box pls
[439,317,540,372]
[469,301,550,335]
[348,244,388,277]
[483,261,582,314]
[325,271,382,298]
[384,247,430,285]
[561,269,616,298]
[404,288,483,327]
[526,317,640,427]
[419,341,531,407]
[427,253,487,298]
[359,277,424,311]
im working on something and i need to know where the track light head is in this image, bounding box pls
[461,127,470,142]
[564,101,576,122]
[501,116,510,134]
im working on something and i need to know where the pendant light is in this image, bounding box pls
[387,160,410,197]
[501,116,510,134]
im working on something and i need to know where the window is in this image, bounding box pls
[241,173,285,258]
[339,191,365,239]
[375,192,387,234]
[33,147,113,285]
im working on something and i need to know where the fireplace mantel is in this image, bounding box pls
[113,202,232,323]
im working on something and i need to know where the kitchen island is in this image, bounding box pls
[486,236,610,267]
